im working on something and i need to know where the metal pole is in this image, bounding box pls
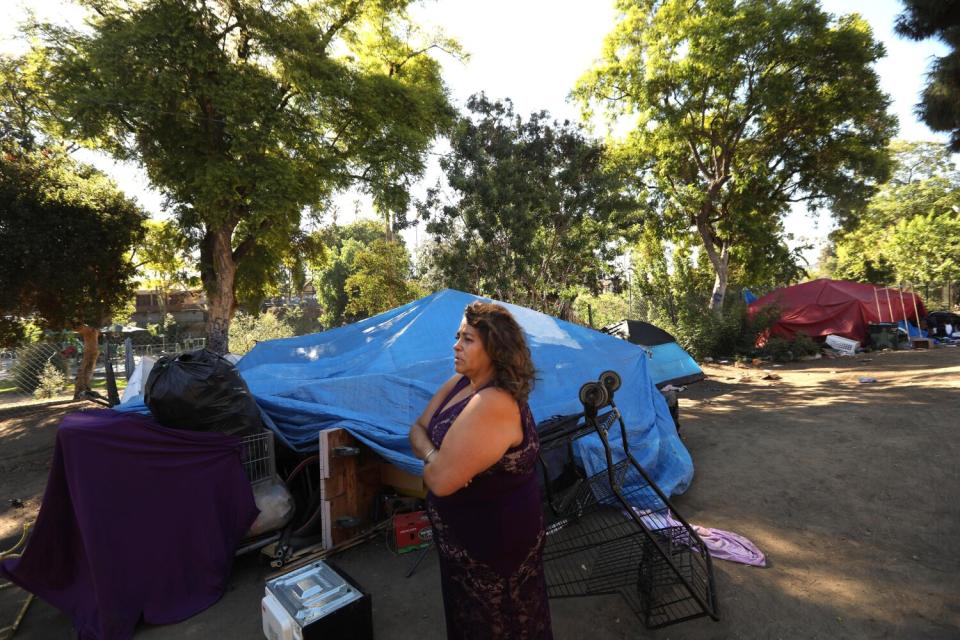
[103,335,121,406]
[885,288,894,324]
[874,287,883,322]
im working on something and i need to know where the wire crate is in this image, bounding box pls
[240,430,277,486]
[538,375,718,629]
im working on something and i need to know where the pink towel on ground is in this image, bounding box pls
[683,520,766,567]
[632,508,767,567]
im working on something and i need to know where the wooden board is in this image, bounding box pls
[318,428,384,549]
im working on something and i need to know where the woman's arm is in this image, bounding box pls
[409,374,461,460]
[423,388,522,497]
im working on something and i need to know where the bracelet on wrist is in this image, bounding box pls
[423,447,438,464]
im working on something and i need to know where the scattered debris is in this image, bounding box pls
[703,357,714,363]
[761,372,782,381]
[8,498,24,508]
[858,377,878,384]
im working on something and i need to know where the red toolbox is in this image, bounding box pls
[392,511,432,553]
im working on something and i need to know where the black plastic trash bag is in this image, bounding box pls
[144,348,263,435]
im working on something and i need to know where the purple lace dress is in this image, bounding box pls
[425,376,553,640]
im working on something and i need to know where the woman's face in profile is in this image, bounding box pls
[453,317,492,377]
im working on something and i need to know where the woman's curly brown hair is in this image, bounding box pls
[463,301,536,404]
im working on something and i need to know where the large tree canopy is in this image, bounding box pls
[0,146,146,395]
[417,94,637,317]
[896,0,960,150]
[36,0,455,352]
[831,141,960,287]
[576,0,896,313]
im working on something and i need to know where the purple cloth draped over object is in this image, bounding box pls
[0,409,259,640]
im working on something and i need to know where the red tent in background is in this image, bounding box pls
[748,279,928,344]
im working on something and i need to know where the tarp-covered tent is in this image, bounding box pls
[601,320,705,388]
[748,279,928,344]
[118,289,694,496]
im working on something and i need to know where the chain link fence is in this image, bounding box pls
[0,336,206,405]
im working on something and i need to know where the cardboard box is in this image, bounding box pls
[380,462,426,498]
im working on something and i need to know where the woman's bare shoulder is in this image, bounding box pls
[473,386,520,414]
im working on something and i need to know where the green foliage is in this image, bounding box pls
[34,0,456,352]
[235,230,325,313]
[762,333,820,363]
[887,212,960,285]
[10,342,68,394]
[0,318,26,349]
[572,291,632,329]
[417,94,638,317]
[344,240,420,320]
[277,305,323,337]
[791,333,821,358]
[310,220,387,327]
[0,53,51,150]
[896,0,960,150]
[577,0,895,312]
[831,141,960,285]
[0,147,147,332]
[21,320,44,344]
[34,361,69,399]
[228,310,296,356]
[136,220,198,317]
[630,226,784,359]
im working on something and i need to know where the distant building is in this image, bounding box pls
[132,290,208,336]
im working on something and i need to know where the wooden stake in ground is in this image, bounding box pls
[874,287,884,322]
[910,284,922,330]
[898,285,909,336]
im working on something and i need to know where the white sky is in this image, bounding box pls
[1,0,951,263]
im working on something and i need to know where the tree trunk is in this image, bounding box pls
[200,225,238,354]
[695,216,730,315]
[709,244,730,313]
[73,325,100,399]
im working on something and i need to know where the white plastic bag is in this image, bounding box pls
[246,478,295,537]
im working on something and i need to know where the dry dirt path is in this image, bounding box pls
[1,348,957,639]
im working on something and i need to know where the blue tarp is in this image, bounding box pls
[119,289,694,496]
[897,320,928,338]
[601,319,704,388]
[645,342,704,388]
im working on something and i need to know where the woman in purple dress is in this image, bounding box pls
[409,301,553,640]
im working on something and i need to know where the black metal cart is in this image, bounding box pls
[538,371,719,629]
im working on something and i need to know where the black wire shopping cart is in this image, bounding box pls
[537,371,719,629]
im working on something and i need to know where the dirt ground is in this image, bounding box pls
[1,347,958,639]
